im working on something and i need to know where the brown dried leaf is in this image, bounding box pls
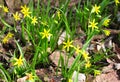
[5,0,14,12]
[115,44,120,55]
[35,68,62,82]
[22,0,29,5]
[5,0,22,12]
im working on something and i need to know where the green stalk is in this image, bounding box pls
[31,46,39,69]
[0,64,11,82]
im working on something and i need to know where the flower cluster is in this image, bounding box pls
[12,5,38,26]
[81,50,91,68]
[63,39,91,68]
[21,5,31,18]
[89,4,111,37]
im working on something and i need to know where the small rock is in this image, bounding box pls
[57,31,70,45]
[44,76,50,82]
[72,71,86,82]
[114,63,120,70]
[49,50,74,67]
[17,76,27,82]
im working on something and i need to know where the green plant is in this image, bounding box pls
[0,0,119,81]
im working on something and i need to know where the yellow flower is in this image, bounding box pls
[31,16,38,25]
[68,79,73,82]
[26,73,35,82]
[14,55,24,67]
[85,61,91,68]
[41,21,48,26]
[2,32,14,44]
[88,19,98,30]
[91,4,100,14]
[74,45,81,54]
[13,12,21,21]
[21,5,31,18]
[94,70,101,76]
[7,32,14,38]
[3,6,9,13]
[103,19,111,27]
[57,10,61,20]
[81,50,90,61]
[40,29,52,39]
[0,5,2,8]
[103,30,110,36]
[63,39,73,51]
[2,38,9,44]
[115,0,120,6]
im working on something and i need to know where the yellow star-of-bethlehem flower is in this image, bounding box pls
[115,0,120,6]
[31,16,38,25]
[0,5,2,8]
[2,32,14,44]
[103,19,111,27]
[2,38,8,44]
[40,29,52,39]
[94,70,101,76]
[3,6,9,13]
[7,32,14,38]
[103,30,110,36]
[14,55,24,67]
[13,12,21,21]
[91,4,100,14]
[88,19,98,30]
[74,45,81,54]
[26,73,35,82]
[81,50,90,61]
[85,61,91,68]
[41,21,48,26]
[63,39,73,51]
[68,79,73,82]
[21,5,31,18]
[57,10,61,20]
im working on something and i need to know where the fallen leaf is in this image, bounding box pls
[5,0,14,12]
[22,0,29,5]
